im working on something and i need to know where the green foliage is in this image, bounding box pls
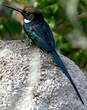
[0,18,22,39]
[0,0,87,72]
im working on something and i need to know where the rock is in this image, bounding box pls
[0,40,87,110]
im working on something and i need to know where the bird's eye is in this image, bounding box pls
[28,14,34,21]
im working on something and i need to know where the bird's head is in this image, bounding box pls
[2,3,44,23]
[23,6,44,23]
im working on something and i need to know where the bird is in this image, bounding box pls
[2,3,84,105]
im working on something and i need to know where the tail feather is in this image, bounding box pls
[51,50,84,105]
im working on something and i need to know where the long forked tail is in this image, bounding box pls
[51,50,84,105]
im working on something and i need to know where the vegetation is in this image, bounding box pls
[0,0,87,73]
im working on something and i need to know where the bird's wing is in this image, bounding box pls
[31,21,55,51]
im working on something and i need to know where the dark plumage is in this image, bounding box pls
[23,15,55,51]
[2,3,84,105]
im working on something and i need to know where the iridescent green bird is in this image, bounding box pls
[2,3,84,105]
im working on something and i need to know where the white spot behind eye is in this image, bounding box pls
[24,19,31,23]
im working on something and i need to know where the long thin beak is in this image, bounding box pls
[2,3,23,14]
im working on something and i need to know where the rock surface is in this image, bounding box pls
[0,40,87,110]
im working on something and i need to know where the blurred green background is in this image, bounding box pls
[0,0,87,74]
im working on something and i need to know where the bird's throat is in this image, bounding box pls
[24,19,31,23]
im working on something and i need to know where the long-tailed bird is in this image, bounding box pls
[2,3,84,105]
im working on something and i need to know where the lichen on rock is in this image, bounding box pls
[0,40,87,110]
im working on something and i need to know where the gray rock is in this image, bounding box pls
[0,40,87,110]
